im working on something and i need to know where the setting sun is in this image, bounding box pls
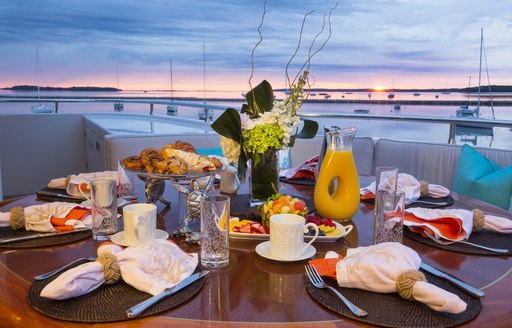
[373,85,384,91]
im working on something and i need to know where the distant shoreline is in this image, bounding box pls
[1,85,120,92]
[1,95,511,106]
[3,84,512,93]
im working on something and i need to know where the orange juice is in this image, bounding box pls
[314,149,360,220]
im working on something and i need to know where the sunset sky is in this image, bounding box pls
[1,0,511,91]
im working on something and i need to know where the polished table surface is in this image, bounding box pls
[1,179,511,327]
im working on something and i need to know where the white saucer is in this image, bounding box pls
[255,241,316,262]
[80,198,127,208]
[110,229,169,246]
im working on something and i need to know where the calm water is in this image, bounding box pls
[1,90,511,149]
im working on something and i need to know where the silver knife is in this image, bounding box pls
[0,228,89,245]
[36,191,86,201]
[126,270,209,318]
[420,263,485,298]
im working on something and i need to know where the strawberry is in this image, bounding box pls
[250,223,262,233]
[239,224,252,233]
[294,200,306,211]
[258,225,268,234]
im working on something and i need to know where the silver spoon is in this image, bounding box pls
[424,231,509,254]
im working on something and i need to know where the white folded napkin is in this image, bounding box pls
[0,202,92,232]
[279,155,318,181]
[405,207,512,241]
[331,242,466,314]
[40,239,199,300]
[48,177,67,189]
[48,167,130,197]
[360,173,450,205]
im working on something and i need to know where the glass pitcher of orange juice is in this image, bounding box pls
[314,127,360,220]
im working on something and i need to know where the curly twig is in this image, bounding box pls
[294,2,338,87]
[285,10,315,91]
[302,14,327,100]
[249,0,267,95]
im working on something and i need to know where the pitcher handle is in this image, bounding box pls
[303,222,319,251]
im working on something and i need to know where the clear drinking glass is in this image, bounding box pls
[375,166,399,192]
[90,178,118,240]
[200,195,230,267]
[374,166,399,214]
[374,189,405,244]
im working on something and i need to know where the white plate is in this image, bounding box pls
[255,241,316,262]
[80,198,127,208]
[229,219,349,242]
[110,229,169,246]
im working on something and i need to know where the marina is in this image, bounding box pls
[1,89,511,149]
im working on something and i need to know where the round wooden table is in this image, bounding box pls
[1,180,511,327]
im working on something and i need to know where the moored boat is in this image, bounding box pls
[31,48,53,113]
[198,108,213,121]
[456,28,490,118]
[31,103,54,113]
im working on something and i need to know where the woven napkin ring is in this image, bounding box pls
[419,180,429,197]
[97,253,121,285]
[64,175,71,187]
[472,209,485,231]
[396,269,427,301]
[9,207,25,230]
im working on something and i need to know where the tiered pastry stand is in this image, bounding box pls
[128,168,223,243]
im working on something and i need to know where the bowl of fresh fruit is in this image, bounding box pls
[228,193,352,241]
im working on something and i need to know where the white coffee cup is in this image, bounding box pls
[122,203,157,245]
[269,214,319,260]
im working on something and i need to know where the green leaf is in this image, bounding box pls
[289,119,318,147]
[245,80,274,118]
[211,108,242,141]
[240,103,251,115]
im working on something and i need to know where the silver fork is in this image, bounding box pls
[34,255,98,280]
[424,231,509,254]
[305,264,368,317]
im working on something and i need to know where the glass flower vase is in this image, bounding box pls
[249,149,279,206]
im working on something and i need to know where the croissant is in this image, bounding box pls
[161,148,216,173]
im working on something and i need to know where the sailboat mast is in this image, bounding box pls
[203,41,206,105]
[170,57,174,101]
[36,47,40,99]
[202,40,209,122]
[476,28,483,116]
[116,65,120,99]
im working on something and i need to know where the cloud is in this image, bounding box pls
[1,0,511,89]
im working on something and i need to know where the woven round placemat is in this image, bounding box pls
[363,195,454,209]
[279,176,315,186]
[404,229,511,256]
[305,270,481,328]
[27,260,205,323]
[0,227,92,249]
[408,195,455,208]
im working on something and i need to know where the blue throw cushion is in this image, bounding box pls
[453,144,512,210]
[196,147,224,157]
